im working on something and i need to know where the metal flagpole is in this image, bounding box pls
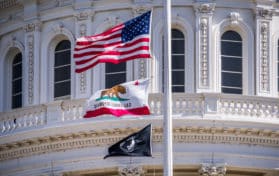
[163,0,173,176]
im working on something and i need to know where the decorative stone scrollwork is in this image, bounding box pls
[52,22,64,33]
[229,12,240,26]
[0,0,21,9]
[200,17,208,86]
[23,21,42,32]
[27,35,34,104]
[74,10,94,21]
[132,5,152,17]
[24,23,35,32]
[106,16,120,27]
[256,8,274,20]
[118,166,145,176]
[260,21,270,91]
[79,24,86,38]
[194,3,215,14]
[199,164,227,176]
[78,23,87,93]
[194,3,215,89]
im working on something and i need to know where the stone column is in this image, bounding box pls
[74,10,94,98]
[194,2,215,93]
[23,20,41,106]
[255,7,274,96]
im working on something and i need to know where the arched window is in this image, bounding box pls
[105,62,126,88]
[221,31,243,94]
[162,29,185,92]
[172,29,185,92]
[12,53,22,109]
[54,40,71,99]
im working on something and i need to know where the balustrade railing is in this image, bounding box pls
[0,93,278,135]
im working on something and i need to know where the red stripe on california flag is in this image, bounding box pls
[83,106,150,118]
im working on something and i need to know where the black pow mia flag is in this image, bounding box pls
[104,124,152,159]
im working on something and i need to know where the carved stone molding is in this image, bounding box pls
[194,3,215,15]
[199,164,227,176]
[23,21,42,33]
[27,35,34,104]
[74,10,94,21]
[229,12,240,27]
[77,23,87,94]
[259,21,270,92]
[199,17,208,87]
[139,60,146,79]
[52,22,64,34]
[132,5,152,17]
[0,0,21,9]
[105,16,120,27]
[0,126,278,161]
[119,166,145,176]
[256,8,274,20]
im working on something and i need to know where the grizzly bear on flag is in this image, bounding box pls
[100,85,127,99]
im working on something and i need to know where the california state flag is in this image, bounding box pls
[84,79,150,118]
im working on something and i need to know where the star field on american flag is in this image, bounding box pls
[122,11,151,42]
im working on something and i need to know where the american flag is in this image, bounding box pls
[74,11,152,73]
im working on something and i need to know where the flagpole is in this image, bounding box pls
[163,0,173,176]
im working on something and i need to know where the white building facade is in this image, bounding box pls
[0,0,279,175]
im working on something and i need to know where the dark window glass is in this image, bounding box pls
[12,53,22,109]
[222,72,242,87]
[172,71,185,85]
[55,52,71,67]
[105,62,126,88]
[172,86,184,92]
[221,41,242,57]
[55,41,71,51]
[12,79,22,94]
[222,88,242,94]
[54,66,70,82]
[171,29,185,92]
[221,31,242,94]
[172,55,184,69]
[221,57,242,72]
[54,40,71,98]
[12,94,22,109]
[221,31,242,41]
[54,81,70,98]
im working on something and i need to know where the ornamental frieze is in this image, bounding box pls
[0,126,278,161]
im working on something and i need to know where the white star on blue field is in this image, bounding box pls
[122,11,151,42]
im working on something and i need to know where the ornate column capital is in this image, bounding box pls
[255,7,274,20]
[23,21,42,33]
[199,164,227,176]
[74,10,94,21]
[194,3,215,15]
[132,0,152,17]
[118,166,145,176]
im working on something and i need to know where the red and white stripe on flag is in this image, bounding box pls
[83,79,150,118]
[74,11,152,73]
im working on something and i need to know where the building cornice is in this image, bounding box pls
[0,0,21,9]
[0,126,278,161]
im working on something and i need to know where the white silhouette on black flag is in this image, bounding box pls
[104,124,152,159]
